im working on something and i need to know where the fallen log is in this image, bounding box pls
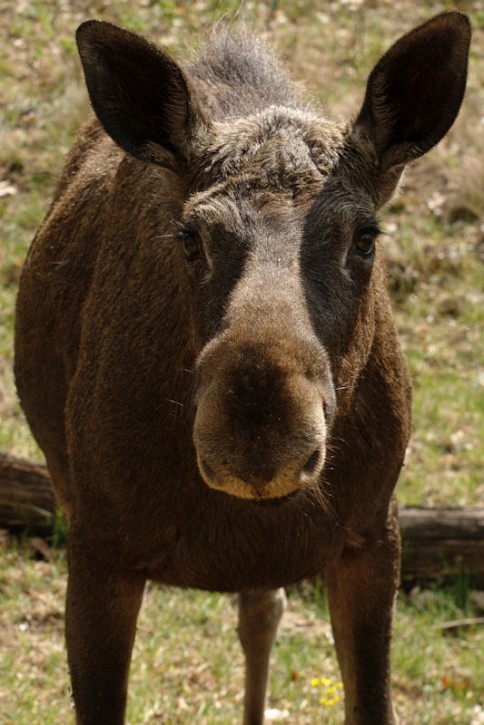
[1,451,483,582]
[399,506,484,584]
[0,451,55,532]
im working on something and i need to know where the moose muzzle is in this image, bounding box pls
[193,327,335,500]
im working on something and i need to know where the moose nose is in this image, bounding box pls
[239,444,325,494]
[193,333,334,500]
[237,457,277,488]
[197,427,327,500]
[241,438,325,485]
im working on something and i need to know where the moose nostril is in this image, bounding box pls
[301,449,320,476]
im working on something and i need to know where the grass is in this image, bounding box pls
[0,0,483,722]
[1,547,483,723]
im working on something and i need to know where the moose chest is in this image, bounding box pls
[144,487,343,592]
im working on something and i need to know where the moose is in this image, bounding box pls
[15,11,470,724]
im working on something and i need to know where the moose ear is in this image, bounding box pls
[352,12,470,191]
[76,20,208,169]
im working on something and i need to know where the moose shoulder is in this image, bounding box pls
[15,12,470,725]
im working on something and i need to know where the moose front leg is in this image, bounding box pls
[238,587,286,725]
[65,539,146,725]
[325,512,401,725]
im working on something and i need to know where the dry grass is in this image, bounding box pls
[0,549,332,724]
[1,545,483,724]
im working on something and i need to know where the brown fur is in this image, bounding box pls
[15,13,470,724]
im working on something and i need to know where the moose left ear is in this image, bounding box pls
[352,12,470,188]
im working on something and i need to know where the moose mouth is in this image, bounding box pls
[250,488,303,507]
[196,442,327,502]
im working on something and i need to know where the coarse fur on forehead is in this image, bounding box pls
[182,109,379,264]
[189,105,347,205]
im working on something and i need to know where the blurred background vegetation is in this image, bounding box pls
[0,1,483,722]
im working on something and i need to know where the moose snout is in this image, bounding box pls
[193,337,334,500]
[196,416,328,500]
[195,396,328,500]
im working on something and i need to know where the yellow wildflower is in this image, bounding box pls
[320,695,342,707]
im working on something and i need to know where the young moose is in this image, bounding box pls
[15,12,470,724]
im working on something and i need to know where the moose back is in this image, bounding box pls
[15,12,470,724]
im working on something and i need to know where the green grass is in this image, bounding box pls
[0,1,483,722]
[1,549,483,723]
[391,214,484,506]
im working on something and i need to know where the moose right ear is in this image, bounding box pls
[351,12,471,202]
[76,20,209,170]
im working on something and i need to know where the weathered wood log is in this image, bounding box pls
[399,506,484,583]
[1,451,483,582]
[0,451,55,531]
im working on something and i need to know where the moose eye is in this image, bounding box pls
[352,227,379,259]
[182,232,202,263]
